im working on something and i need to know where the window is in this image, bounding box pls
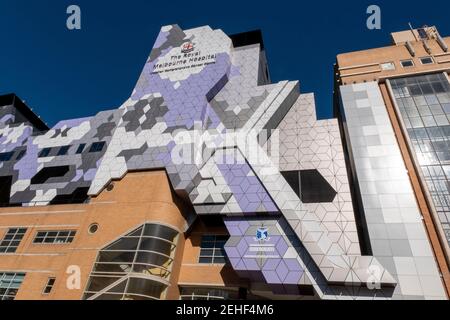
[0,176,13,207]
[0,152,14,162]
[380,62,395,71]
[179,287,264,300]
[16,150,26,161]
[76,144,86,154]
[33,230,76,244]
[88,224,99,234]
[0,228,27,253]
[38,148,52,158]
[83,223,179,300]
[199,235,228,264]
[180,287,231,300]
[401,60,414,68]
[0,273,25,300]
[420,57,434,65]
[57,145,70,156]
[42,278,55,295]
[89,142,106,153]
[49,187,90,205]
[281,170,337,203]
[31,166,70,184]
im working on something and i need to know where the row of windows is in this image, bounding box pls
[0,233,229,300]
[0,150,27,162]
[380,56,435,72]
[403,115,450,130]
[0,273,56,299]
[33,230,76,244]
[0,228,77,253]
[408,126,450,140]
[38,141,106,158]
[180,287,231,300]
[1,228,229,264]
[1,229,228,260]
[0,142,106,163]
[401,57,434,68]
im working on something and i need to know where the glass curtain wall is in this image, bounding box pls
[389,73,450,245]
[83,223,179,300]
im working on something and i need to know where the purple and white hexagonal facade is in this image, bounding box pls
[1,24,414,299]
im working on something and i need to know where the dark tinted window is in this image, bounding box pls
[76,144,86,154]
[38,148,52,158]
[31,166,70,184]
[420,57,433,65]
[15,150,26,161]
[0,152,14,162]
[401,60,414,68]
[57,146,70,156]
[281,170,337,203]
[89,142,105,153]
[199,235,229,264]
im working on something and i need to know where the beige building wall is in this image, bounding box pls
[0,170,236,300]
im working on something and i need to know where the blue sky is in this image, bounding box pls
[1,0,449,126]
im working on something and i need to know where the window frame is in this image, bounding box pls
[0,272,26,300]
[57,145,71,156]
[38,148,52,158]
[380,61,396,71]
[198,235,229,265]
[42,277,56,295]
[0,152,15,162]
[400,59,415,68]
[33,230,76,245]
[419,56,434,65]
[89,142,106,153]
[15,150,26,161]
[83,223,179,300]
[0,228,27,254]
[76,144,86,154]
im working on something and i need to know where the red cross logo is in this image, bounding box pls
[181,42,194,53]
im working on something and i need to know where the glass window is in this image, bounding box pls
[420,57,434,65]
[0,228,27,253]
[57,146,70,156]
[42,278,55,295]
[89,142,106,153]
[38,148,52,158]
[198,235,229,264]
[381,62,395,71]
[15,150,26,161]
[76,144,86,154]
[33,230,76,244]
[180,287,231,300]
[143,224,178,243]
[0,272,25,300]
[401,60,414,68]
[83,223,178,300]
[0,152,15,162]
